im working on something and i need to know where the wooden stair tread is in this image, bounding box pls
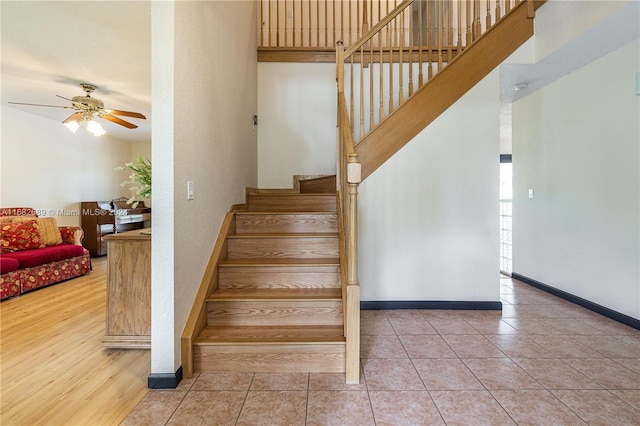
[207,288,341,301]
[236,211,336,215]
[195,325,345,345]
[219,258,339,266]
[228,233,338,239]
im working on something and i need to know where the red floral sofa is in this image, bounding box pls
[0,208,91,300]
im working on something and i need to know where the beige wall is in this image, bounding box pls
[151,0,258,374]
[0,106,133,226]
[359,69,501,302]
[513,38,640,319]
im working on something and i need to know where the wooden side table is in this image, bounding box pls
[102,228,151,349]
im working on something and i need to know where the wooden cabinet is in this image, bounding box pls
[102,229,151,349]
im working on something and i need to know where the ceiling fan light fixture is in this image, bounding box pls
[64,120,80,133]
[87,120,106,137]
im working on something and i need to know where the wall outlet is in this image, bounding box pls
[528,188,534,199]
[187,181,194,200]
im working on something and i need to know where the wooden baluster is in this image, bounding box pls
[357,0,360,40]
[408,5,413,97]
[496,0,502,21]
[448,0,453,63]
[341,0,344,45]
[359,46,364,139]
[486,0,492,30]
[506,0,511,14]
[378,0,382,49]
[427,0,433,79]
[379,29,384,124]
[292,0,296,46]
[276,0,280,46]
[316,0,320,47]
[457,0,462,52]
[285,0,288,46]
[324,0,328,47]
[399,12,404,104]
[333,0,336,49]
[474,0,481,40]
[349,0,352,45]
[389,16,394,113]
[437,0,443,72]
[350,55,354,133]
[418,0,423,87]
[362,0,369,35]
[309,0,312,47]
[268,0,272,47]
[369,33,374,130]
[260,0,264,46]
[466,0,472,45]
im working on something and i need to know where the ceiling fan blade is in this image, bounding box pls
[104,109,146,119]
[62,112,84,124]
[8,101,72,109]
[56,95,73,102]
[102,114,138,129]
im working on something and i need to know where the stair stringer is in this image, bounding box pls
[355,0,537,180]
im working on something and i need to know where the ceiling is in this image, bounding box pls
[2,1,637,145]
[1,1,152,143]
[500,0,639,104]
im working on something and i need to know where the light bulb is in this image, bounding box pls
[87,120,106,136]
[64,121,80,133]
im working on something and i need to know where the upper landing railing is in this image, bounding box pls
[259,0,526,51]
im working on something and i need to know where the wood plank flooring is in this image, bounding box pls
[0,257,150,426]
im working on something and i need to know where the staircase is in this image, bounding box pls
[183,0,547,382]
[186,176,347,373]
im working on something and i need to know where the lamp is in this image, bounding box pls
[64,113,106,136]
[86,120,106,136]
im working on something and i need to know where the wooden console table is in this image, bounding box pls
[102,228,151,349]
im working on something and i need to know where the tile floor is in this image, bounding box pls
[122,277,640,425]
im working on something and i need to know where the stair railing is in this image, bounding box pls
[259,0,404,49]
[339,0,527,142]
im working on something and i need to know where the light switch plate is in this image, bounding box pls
[528,189,534,199]
[187,181,194,200]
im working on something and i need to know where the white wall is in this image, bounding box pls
[0,106,133,226]
[512,38,640,319]
[359,70,501,302]
[151,0,258,375]
[257,63,336,188]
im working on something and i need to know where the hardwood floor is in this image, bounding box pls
[0,257,150,425]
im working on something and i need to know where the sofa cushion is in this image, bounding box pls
[9,217,63,246]
[0,220,45,253]
[0,256,20,273]
[2,244,86,269]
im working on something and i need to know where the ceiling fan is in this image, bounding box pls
[8,83,146,135]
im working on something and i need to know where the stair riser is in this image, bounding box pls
[247,194,336,212]
[194,344,345,373]
[227,238,338,259]
[219,266,340,289]
[236,214,338,234]
[207,301,343,327]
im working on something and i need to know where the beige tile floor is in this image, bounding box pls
[122,277,640,425]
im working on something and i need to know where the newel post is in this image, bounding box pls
[345,153,361,384]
